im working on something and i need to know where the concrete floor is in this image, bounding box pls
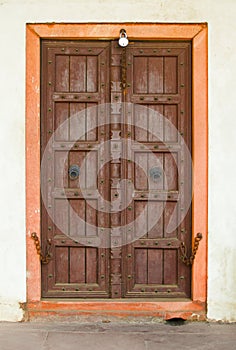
[0,321,235,350]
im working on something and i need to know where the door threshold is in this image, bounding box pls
[41,297,192,302]
[25,299,206,322]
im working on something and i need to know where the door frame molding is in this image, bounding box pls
[26,23,208,320]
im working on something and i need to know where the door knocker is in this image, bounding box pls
[149,166,162,182]
[69,164,80,180]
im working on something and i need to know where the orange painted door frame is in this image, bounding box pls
[26,23,208,320]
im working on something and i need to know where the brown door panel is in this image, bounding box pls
[123,42,191,298]
[41,41,110,298]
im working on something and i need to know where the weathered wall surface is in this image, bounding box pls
[0,0,235,321]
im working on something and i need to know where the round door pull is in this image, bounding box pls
[149,166,162,182]
[69,164,80,180]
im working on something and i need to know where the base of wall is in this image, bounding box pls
[207,301,236,323]
[25,300,206,322]
[0,300,25,322]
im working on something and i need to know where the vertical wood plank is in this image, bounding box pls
[54,199,69,236]
[148,57,163,93]
[54,103,69,141]
[147,201,163,238]
[86,248,98,283]
[69,199,85,239]
[135,201,148,238]
[135,249,147,284]
[55,55,69,91]
[164,202,178,238]
[86,199,97,237]
[133,57,148,93]
[164,152,178,191]
[148,249,163,284]
[164,105,178,142]
[148,104,164,142]
[54,151,68,188]
[163,250,177,284]
[164,57,177,94]
[69,103,86,141]
[70,247,86,283]
[86,151,97,189]
[134,104,148,141]
[86,103,98,141]
[55,247,69,283]
[87,56,98,92]
[135,152,148,190]
[70,56,86,92]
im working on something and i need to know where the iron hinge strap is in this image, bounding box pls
[121,47,127,90]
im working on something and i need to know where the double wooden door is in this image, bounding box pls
[41,39,192,298]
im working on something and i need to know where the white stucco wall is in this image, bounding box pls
[0,0,235,321]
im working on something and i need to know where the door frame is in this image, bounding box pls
[26,23,208,320]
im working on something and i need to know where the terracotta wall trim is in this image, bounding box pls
[26,23,208,319]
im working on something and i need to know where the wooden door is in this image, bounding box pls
[41,41,111,298]
[123,42,192,298]
[41,40,191,298]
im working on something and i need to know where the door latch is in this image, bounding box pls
[179,232,203,266]
[31,232,52,265]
